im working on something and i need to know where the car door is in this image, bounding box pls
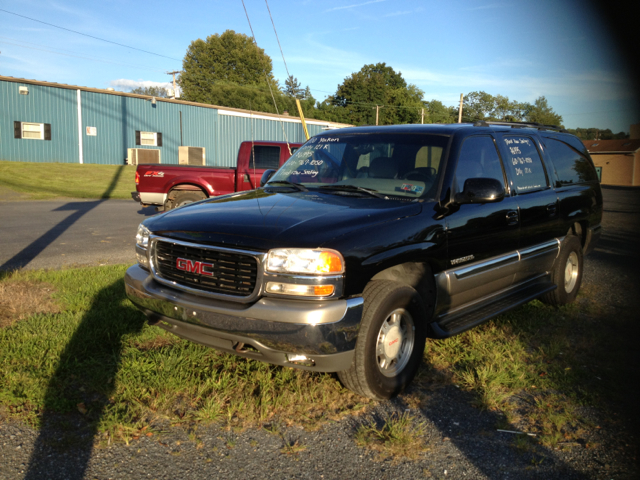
[496,134,560,284]
[438,135,520,314]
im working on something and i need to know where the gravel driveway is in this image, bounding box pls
[1,187,639,479]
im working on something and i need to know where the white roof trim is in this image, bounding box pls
[217,109,344,128]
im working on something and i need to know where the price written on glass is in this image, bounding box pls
[505,138,535,176]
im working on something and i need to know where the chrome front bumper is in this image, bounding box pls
[124,264,362,372]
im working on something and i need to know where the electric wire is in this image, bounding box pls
[0,8,181,62]
[240,0,291,154]
[0,37,167,73]
[264,0,291,80]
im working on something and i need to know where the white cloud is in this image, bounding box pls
[108,79,173,92]
[324,0,385,13]
[467,3,506,11]
[384,10,413,17]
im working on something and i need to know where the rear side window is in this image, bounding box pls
[502,136,548,194]
[251,146,280,169]
[544,138,598,185]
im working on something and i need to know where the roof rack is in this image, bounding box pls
[472,120,568,133]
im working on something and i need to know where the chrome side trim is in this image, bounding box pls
[454,252,519,280]
[519,238,560,260]
[149,236,267,304]
[434,238,563,316]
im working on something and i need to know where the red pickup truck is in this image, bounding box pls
[132,140,302,210]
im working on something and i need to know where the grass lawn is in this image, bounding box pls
[0,265,634,451]
[0,161,136,200]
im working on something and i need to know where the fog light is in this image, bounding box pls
[136,251,149,269]
[266,282,334,297]
[286,354,315,367]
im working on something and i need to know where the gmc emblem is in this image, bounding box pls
[176,257,214,277]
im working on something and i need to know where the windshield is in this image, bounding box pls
[268,133,449,200]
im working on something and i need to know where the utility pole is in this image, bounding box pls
[166,71,180,99]
[373,105,384,125]
[421,108,424,124]
[458,93,463,123]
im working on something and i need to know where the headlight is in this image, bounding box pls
[266,248,344,275]
[136,224,150,248]
[135,224,151,269]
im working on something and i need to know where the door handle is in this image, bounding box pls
[506,210,519,226]
[546,203,557,216]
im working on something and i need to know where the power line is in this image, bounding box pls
[0,8,181,62]
[0,37,167,73]
[264,0,291,80]
[240,0,291,150]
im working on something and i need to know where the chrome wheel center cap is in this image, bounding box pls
[384,326,403,359]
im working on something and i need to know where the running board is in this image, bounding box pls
[429,282,556,339]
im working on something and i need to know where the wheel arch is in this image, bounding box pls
[567,221,588,250]
[370,261,436,320]
[168,183,209,199]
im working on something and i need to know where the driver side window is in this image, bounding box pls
[454,136,505,193]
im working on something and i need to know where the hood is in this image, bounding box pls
[145,189,422,250]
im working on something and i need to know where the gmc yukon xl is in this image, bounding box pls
[125,122,602,400]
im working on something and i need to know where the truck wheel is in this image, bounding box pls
[338,281,427,400]
[172,191,206,209]
[541,235,583,306]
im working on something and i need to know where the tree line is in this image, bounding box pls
[130,30,628,139]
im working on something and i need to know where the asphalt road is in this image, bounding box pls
[0,198,156,271]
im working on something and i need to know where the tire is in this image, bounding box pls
[541,235,583,306]
[338,281,427,400]
[171,190,206,209]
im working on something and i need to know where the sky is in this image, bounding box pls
[1,0,638,133]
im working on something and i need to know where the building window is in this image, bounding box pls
[136,131,163,147]
[14,121,51,140]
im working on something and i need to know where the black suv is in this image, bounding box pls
[125,122,602,400]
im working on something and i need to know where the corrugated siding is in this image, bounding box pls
[80,92,220,165]
[0,81,78,163]
[2,78,344,166]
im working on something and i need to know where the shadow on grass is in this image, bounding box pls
[24,277,146,479]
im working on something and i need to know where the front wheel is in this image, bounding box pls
[338,281,427,400]
[541,235,583,306]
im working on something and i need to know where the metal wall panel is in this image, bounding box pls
[80,92,220,165]
[0,81,79,163]
[2,78,344,166]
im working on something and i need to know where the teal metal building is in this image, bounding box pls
[1,76,348,167]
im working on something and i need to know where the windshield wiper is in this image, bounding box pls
[318,184,387,199]
[265,180,308,192]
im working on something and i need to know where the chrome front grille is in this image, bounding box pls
[151,238,261,299]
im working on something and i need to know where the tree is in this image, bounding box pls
[566,127,628,140]
[179,30,278,105]
[129,86,169,97]
[284,75,305,99]
[461,91,528,123]
[523,96,563,126]
[319,63,424,125]
[423,100,457,123]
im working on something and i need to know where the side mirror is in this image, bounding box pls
[260,169,276,187]
[456,178,505,204]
